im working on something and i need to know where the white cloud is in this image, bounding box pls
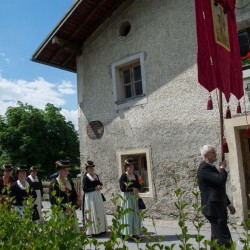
[0,75,78,128]
[61,109,78,130]
[0,76,65,108]
[57,80,75,95]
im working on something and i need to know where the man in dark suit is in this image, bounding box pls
[197,145,236,249]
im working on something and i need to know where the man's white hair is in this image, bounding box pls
[200,145,214,159]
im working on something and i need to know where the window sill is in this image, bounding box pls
[139,191,153,198]
[243,68,250,79]
[114,95,147,110]
[242,64,250,71]
[115,94,146,105]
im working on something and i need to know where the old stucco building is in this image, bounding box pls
[32,0,250,223]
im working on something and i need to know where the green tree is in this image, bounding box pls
[42,103,80,174]
[0,102,79,176]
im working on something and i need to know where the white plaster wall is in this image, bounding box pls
[77,0,250,220]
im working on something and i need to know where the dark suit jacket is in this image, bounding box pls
[197,161,231,218]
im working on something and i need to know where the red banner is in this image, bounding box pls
[195,0,243,102]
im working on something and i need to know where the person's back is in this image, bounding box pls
[197,145,235,249]
[198,161,226,199]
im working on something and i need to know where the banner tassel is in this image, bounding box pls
[207,95,213,110]
[222,137,229,153]
[236,101,242,114]
[225,106,231,119]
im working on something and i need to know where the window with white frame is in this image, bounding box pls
[120,63,143,100]
[111,52,147,110]
[238,28,250,70]
[117,148,153,198]
[238,29,250,57]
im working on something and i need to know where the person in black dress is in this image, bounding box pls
[0,164,14,194]
[119,157,142,239]
[10,165,39,221]
[26,166,43,218]
[0,164,14,207]
[49,160,79,230]
[82,160,108,236]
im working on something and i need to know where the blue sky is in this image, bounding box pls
[0,0,78,128]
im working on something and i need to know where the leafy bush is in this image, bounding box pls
[0,174,248,249]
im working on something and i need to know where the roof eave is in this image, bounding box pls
[31,0,83,65]
[30,58,76,73]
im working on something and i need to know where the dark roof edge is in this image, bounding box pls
[30,58,76,73]
[31,0,83,61]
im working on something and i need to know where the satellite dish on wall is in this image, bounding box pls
[86,121,104,140]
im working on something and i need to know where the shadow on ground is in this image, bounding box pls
[88,231,198,243]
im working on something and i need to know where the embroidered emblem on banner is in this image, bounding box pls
[211,0,230,51]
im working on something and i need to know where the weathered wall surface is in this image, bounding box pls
[77,0,250,223]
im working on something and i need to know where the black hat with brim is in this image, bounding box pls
[29,166,38,172]
[85,160,95,169]
[17,165,28,172]
[124,157,135,167]
[55,160,71,170]
[2,164,13,171]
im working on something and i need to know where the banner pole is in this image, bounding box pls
[219,90,225,161]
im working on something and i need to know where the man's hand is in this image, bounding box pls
[219,160,227,169]
[228,204,236,214]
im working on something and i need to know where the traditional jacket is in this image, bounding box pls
[26,175,43,197]
[82,173,103,193]
[10,180,37,206]
[10,180,39,220]
[0,175,14,195]
[49,177,78,210]
[119,172,141,192]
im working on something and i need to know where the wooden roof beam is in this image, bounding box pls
[69,0,107,40]
[62,54,75,67]
[52,36,82,55]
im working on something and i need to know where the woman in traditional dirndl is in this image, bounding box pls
[49,160,79,231]
[82,160,108,237]
[26,166,43,218]
[10,165,39,221]
[119,157,142,239]
[0,164,14,206]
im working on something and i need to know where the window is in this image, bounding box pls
[119,21,131,37]
[111,52,147,110]
[120,63,143,100]
[117,148,153,198]
[238,29,250,57]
